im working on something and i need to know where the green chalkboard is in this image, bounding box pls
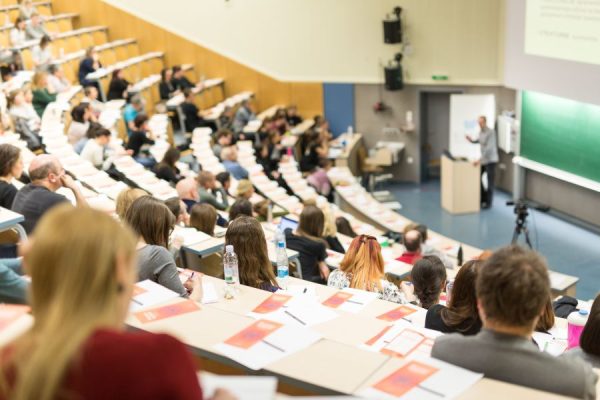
[521,91,600,183]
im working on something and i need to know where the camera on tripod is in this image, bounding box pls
[506,199,532,248]
[507,200,529,221]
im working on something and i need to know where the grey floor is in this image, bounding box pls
[386,180,600,300]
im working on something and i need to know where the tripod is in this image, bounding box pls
[511,211,533,249]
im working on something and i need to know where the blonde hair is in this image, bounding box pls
[31,71,48,91]
[115,187,147,220]
[0,205,137,400]
[339,235,385,292]
[322,204,337,237]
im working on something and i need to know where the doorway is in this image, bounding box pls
[419,90,462,182]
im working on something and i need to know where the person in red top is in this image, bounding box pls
[396,229,423,265]
[0,205,234,400]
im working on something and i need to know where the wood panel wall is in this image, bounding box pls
[50,0,324,117]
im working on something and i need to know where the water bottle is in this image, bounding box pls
[446,279,454,304]
[274,227,286,248]
[347,125,354,135]
[567,309,589,349]
[276,241,289,289]
[223,245,239,299]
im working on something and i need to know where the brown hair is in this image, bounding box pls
[115,188,147,220]
[229,199,252,221]
[411,255,446,309]
[189,203,217,236]
[159,147,180,168]
[536,296,556,332]
[225,216,278,290]
[476,245,550,327]
[297,205,325,242]
[440,260,481,332]
[124,196,175,248]
[403,230,422,253]
[197,170,214,187]
[335,216,357,238]
[581,294,600,357]
[0,144,21,177]
[339,235,385,292]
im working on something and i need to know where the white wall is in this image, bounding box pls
[102,0,503,84]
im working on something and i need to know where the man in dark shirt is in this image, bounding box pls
[180,88,217,133]
[12,154,88,233]
[170,65,195,91]
[126,114,156,169]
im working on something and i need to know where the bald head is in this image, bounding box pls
[404,230,422,253]
[176,178,198,201]
[29,154,61,182]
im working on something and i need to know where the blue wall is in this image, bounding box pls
[323,83,355,137]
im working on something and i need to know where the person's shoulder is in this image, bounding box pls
[432,331,471,353]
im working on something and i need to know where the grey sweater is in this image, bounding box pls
[432,329,597,399]
[137,245,187,297]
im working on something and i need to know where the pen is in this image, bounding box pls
[262,340,286,353]
[417,385,444,397]
[132,298,143,306]
[346,299,364,305]
[303,288,307,293]
[284,310,306,325]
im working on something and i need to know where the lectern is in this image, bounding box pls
[441,155,480,214]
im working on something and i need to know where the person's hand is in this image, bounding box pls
[465,134,473,143]
[319,263,330,281]
[472,159,480,167]
[209,388,238,400]
[172,234,184,250]
[400,281,416,302]
[60,173,78,191]
[185,273,204,302]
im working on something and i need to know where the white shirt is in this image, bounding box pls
[9,104,40,131]
[9,28,27,47]
[31,45,53,68]
[67,121,89,145]
[47,74,70,93]
[80,139,113,170]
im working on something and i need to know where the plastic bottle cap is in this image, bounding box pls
[579,310,589,316]
[225,245,233,253]
[277,241,285,248]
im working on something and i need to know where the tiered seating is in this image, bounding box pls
[0,1,51,24]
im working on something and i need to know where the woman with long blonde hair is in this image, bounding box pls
[327,234,411,303]
[0,205,234,400]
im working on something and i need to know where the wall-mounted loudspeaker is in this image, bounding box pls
[384,65,403,91]
[383,19,402,44]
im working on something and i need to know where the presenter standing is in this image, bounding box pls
[466,116,498,209]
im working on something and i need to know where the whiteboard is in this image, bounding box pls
[449,94,496,159]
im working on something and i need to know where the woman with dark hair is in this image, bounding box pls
[31,35,53,71]
[566,294,600,368]
[411,255,446,309]
[0,144,23,208]
[256,130,283,179]
[335,216,357,238]
[535,297,556,334]
[225,216,279,292]
[78,46,102,89]
[124,196,196,296]
[106,68,131,101]
[126,113,156,168]
[425,260,482,335]
[159,68,177,101]
[285,205,330,283]
[153,147,182,184]
[215,171,231,196]
[228,198,252,222]
[67,102,92,146]
[190,203,217,236]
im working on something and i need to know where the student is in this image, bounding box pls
[181,88,217,133]
[124,196,198,297]
[31,71,57,117]
[285,205,330,283]
[396,230,422,265]
[404,223,453,268]
[171,65,194,91]
[411,255,446,309]
[115,187,147,220]
[165,197,190,227]
[126,114,156,168]
[67,102,92,146]
[197,171,228,211]
[335,216,357,238]
[46,64,71,93]
[31,35,53,71]
[322,204,345,253]
[190,203,217,236]
[432,246,597,399]
[80,128,115,171]
[82,85,104,116]
[426,260,482,335]
[566,294,600,368]
[232,99,256,134]
[286,105,303,126]
[0,144,23,209]
[218,106,234,131]
[228,198,252,221]
[8,88,41,151]
[176,177,200,212]
[256,130,283,179]
[153,147,182,184]
[212,129,233,159]
[78,47,102,89]
[215,171,231,197]
[24,12,49,40]
[12,154,87,233]
[221,146,248,180]
[18,0,36,19]
[123,95,144,136]
[328,234,411,303]
[73,121,102,154]
[235,179,254,200]
[299,130,327,173]
[9,17,27,47]
[0,205,236,400]
[0,258,28,304]
[106,68,131,101]
[159,67,176,100]
[225,216,279,292]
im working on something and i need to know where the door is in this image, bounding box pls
[420,92,455,181]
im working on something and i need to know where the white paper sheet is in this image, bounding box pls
[199,372,277,400]
[326,288,379,313]
[129,280,180,312]
[261,302,339,327]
